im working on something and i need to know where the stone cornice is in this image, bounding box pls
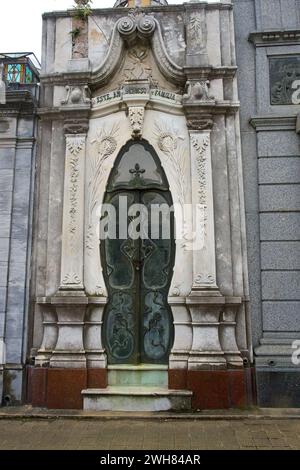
[184,100,240,116]
[37,106,90,120]
[37,296,107,306]
[250,115,298,131]
[39,66,238,87]
[0,90,38,116]
[249,29,300,47]
[42,3,232,19]
[37,99,239,121]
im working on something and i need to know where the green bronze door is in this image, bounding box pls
[101,140,175,365]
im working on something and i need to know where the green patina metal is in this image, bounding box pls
[101,140,175,365]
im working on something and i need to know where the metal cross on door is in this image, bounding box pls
[101,140,175,365]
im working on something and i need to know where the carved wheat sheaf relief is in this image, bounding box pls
[153,120,189,250]
[86,123,120,254]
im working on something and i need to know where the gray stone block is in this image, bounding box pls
[241,132,260,213]
[234,0,256,130]
[0,148,15,170]
[15,148,33,170]
[0,238,9,262]
[6,285,25,315]
[0,262,8,287]
[5,338,23,365]
[0,170,14,192]
[0,191,12,213]
[259,184,300,212]
[260,213,300,240]
[258,131,299,157]
[245,213,263,346]
[256,369,300,407]
[10,214,29,240]
[261,241,300,270]
[5,314,24,339]
[262,271,300,300]
[280,0,300,28]
[259,157,300,184]
[8,262,26,288]
[0,314,5,337]
[17,118,34,138]
[0,215,10,238]
[10,238,27,265]
[0,287,7,312]
[259,0,282,30]
[263,301,300,332]
[13,169,31,212]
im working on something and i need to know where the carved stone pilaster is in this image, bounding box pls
[49,301,88,368]
[169,298,193,371]
[84,302,108,369]
[59,122,88,295]
[34,307,58,367]
[187,298,226,370]
[219,300,244,369]
[188,129,220,296]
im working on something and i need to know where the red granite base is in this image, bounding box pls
[169,368,255,409]
[26,366,108,409]
[27,366,254,410]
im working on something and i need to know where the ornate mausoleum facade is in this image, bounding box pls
[0,0,299,410]
[26,0,252,410]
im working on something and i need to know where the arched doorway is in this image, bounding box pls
[101,139,175,365]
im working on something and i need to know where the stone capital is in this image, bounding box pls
[186,117,214,131]
[63,119,89,135]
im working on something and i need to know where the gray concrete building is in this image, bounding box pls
[233,0,300,406]
[0,53,40,404]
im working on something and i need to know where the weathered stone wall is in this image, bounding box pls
[0,87,38,404]
[234,0,300,406]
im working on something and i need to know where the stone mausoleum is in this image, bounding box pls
[0,0,299,410]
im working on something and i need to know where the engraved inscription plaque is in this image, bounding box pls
[270,56,300,105]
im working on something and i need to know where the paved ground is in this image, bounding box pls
[0,418,300,450]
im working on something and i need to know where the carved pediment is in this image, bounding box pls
[90,14,185,89]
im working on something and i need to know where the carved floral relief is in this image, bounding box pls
[87,123,120,255]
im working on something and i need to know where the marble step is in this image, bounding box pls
[82,386,193,412]
[108,364,168,387]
